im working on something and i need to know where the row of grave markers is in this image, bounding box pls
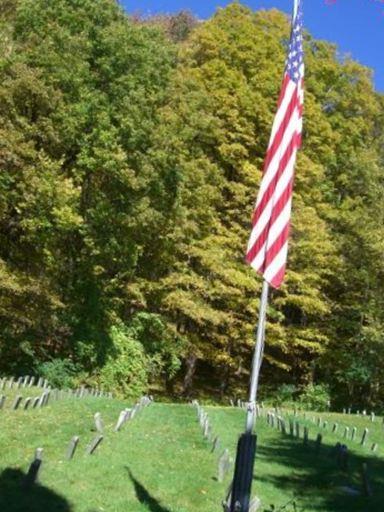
[0,388,113,413]
[265,410,374,497]
[0,376,49,390]
[192,401,261,512]
[23,395,153,487]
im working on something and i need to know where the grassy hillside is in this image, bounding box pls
[0,387,383,511]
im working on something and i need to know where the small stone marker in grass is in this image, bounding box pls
[351,426,357,441]
[87,435,103,455]
[371,412,375,422]
[361,463,372,497]
[67,436,80,460]
[371,443,378,452]
[33,397,40,408]
[295,421,300,438]
[361,428,369,446]
[12,395,23,410]
[315,433,322,455]
[303,426,309,446]
[115,410,127,432]
[343,427,349,439]
[317,417,321,427]
[22,376,29,388]
[8,377,14,389]
[0,395,5,409]
[249,496,261,512]
[218,449,230,483]
[289,419,294,436]
[94,412,103,433]
[332,423,338,433]
[323,421,328,429]
[23,448,43,488]
[24,397,32,410]
[211,436,220,453]
[28,376,35,387]
[37,377,43,387]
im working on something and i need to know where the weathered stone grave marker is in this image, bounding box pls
[332,423,338,434]
[67,436,80,460]
[24,397,32,410]
[218,449,231,483]
[0,395,5,409]
[94,412,103,433]
[315,433,322,455]
[86,435,103,455]
[361,463,372,497]
[361,428,369,446]
[343,426,349,439]
[211,436,220,453]
[12,395,22,410]
[23,448,43,488]
[351,426,357,441]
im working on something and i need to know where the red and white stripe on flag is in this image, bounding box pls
[246,0,304,289]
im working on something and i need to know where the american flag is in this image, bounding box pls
[246,0,304,289]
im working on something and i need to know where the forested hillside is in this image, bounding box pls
[1,0,383,408]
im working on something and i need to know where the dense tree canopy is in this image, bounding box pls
[0,0,383,407]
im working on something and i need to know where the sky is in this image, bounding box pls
[120,0,383,92]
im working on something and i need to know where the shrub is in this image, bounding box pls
[37,358,78,389]
[298,384,330,412]
[98,324,148,398]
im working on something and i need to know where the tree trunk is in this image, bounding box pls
[182,353,197,397]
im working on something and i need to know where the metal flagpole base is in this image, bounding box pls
[225,433,257,512]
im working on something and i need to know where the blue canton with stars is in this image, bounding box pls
[286,1,304,84]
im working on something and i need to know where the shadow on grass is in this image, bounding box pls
[0,468,71,512]
[127,468,172,512]
[254,432,384,512]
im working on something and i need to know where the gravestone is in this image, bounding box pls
[22,376,29,388]
[315,433,322,455]
[115,410,127,432]
[218,449,230,483]
[94,412,103,433]
[295,421,300,438]
[371,412,375,422]
[323,421,328,429]
[23,448,43,488]
[351,426,357,441]
[361,463,372,497]
[361,428,369,446]
[37,377,43,387]
[0,379,4,391]
[303,426,309,446]
[332,423,338,433]
[12,395,23,410]
[24,397,32,410]
[289,419,294,436]
[371,443,378,452]
[86,435,103,455]
[33,397,40,408]
[16,377,22,389]
[229,399,234,407]
[249,497,261,512]
[211,436,220,453]
[317,417,321,427]
[66,436,80,460]
[0,395,5,409]
[28,376,35,387]
[8,377,14,389]
[343,426,349,439]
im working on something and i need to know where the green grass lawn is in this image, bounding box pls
[0,387,384,511]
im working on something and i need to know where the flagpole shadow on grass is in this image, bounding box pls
[126,468,172,512]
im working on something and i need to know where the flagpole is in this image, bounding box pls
[245,279,269,433]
